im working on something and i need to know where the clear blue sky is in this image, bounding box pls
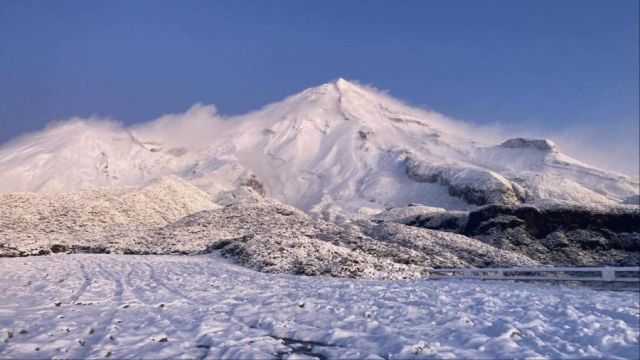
[0,0,638,173]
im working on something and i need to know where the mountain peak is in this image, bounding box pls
[335,77,350,86]
[334,78,365,93]
[0,79,637,212]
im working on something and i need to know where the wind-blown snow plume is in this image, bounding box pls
[0,79,637,215]
[131,103,230,150]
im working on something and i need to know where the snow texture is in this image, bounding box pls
[0,254,638,359]
[0,176,218,256]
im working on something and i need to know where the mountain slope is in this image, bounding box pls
[0,119,199,192]
[0,79,637,216]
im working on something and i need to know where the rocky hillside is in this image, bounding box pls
[0,183,538,278]
[378,204,640,266]
[0,176,218,255]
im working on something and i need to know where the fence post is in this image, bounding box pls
[602,267,615,282]
[496,270,504,279]
[463,269,473,278]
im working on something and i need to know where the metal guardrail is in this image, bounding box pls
[426,267,640,282]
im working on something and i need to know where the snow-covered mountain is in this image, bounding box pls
[0,79,637,217]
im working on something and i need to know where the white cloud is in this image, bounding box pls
[130,103,230,150]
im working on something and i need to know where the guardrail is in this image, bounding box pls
[426,267,640,282]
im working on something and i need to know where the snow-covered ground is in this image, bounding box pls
[1,254,638,359]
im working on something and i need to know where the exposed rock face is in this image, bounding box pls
[405,157,526,205]
[464,205,640,237]
[393,204,640,266]
[237,174,265,196]
[499,138,559,152]
[394,210,468,233]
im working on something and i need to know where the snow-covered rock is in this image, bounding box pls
[371,205,469,232]
[214,186,264,206]
[404,157,527,205]
[0,176,218,256]
[358,221,539,268]
[0,182,540,276]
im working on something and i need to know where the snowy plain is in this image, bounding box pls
[1,253,638,359]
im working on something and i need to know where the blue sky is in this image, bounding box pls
[0,0,638,174]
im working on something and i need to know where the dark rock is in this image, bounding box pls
[238,175,265,196]
[50,244,67,253]
[499,138,558,152]
[402,203,640,267]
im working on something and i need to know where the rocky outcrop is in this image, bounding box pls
[464,204,640,237]
[405,157,526,205]
[499,138,559,152]
[215,186,264,206]
[237,174,265,195]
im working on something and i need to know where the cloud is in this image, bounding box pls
[454,118,639,177]
[548,124,639,177]
[130,103,230,150]
[363,80,638,177]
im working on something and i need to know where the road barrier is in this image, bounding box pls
[426,267,640,282]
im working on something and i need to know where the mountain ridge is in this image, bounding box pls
[0,79,637,217]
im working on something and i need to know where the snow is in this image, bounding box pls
[0,79,636,218]
[0,176,218,256]
[1,181,538,274]
[0,119,200,192]
[358,221,538,268]
[470,142,639,207]
[0,254,638,359]
[0,79,637,359]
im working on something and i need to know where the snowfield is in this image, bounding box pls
[1,254,638,359]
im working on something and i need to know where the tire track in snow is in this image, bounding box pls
[145,262,208,306]
[67,259,124,359]
[68,258,91,304]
